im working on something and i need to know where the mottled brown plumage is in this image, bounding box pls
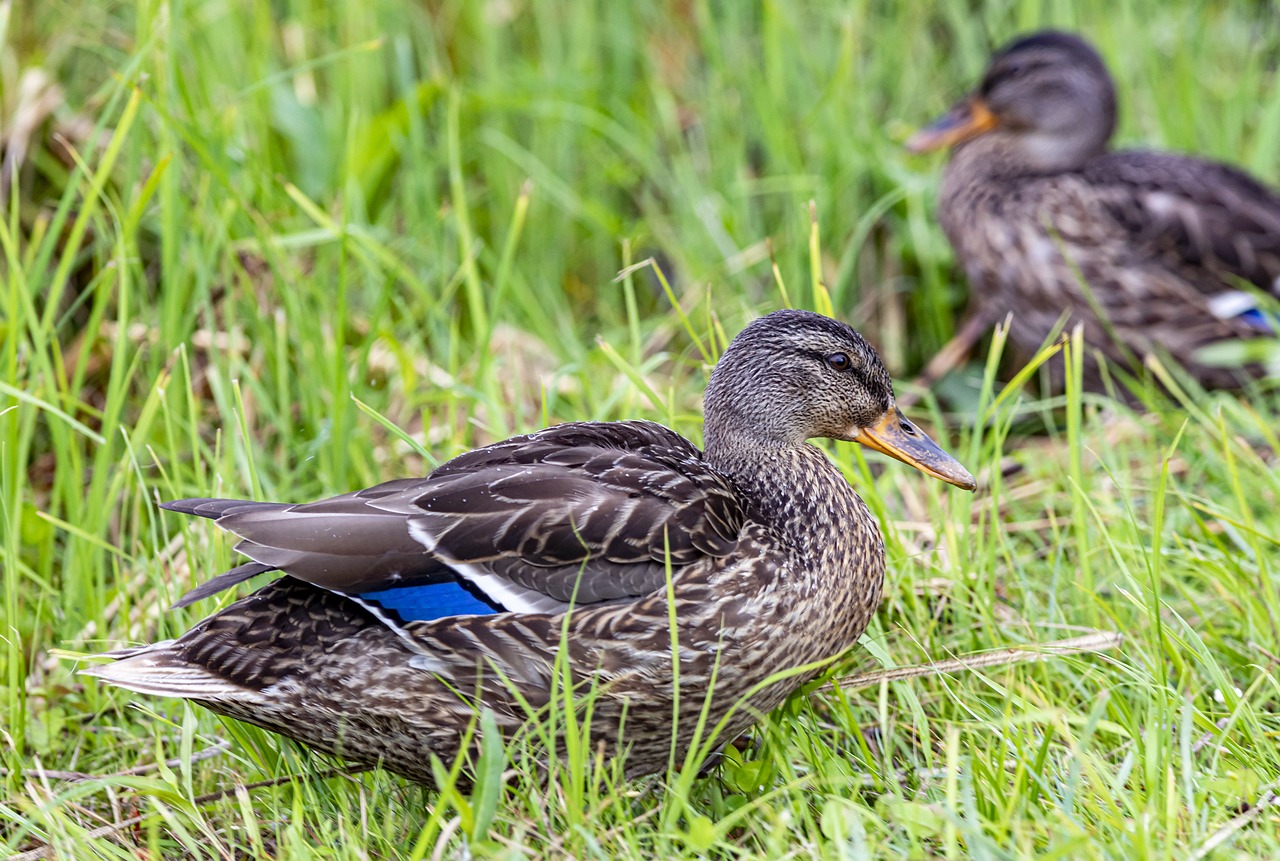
[908,30,1280,391]
[86,310,974,785]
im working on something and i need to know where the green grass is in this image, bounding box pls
[6,0,1280,857]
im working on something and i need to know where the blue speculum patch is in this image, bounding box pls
[1236,308,1278,331]
[358,581,503,621]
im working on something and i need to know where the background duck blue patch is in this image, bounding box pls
[1235,308,1279,331]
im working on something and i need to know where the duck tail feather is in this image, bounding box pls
[160,498,286,520]
[82,646,252,700]
[171,561,276,609]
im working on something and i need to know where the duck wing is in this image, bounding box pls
[165,420,744,619]
[1085,151,1280,303]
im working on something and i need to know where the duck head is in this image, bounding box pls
[702,309,976,490]
[907,30,1117,173]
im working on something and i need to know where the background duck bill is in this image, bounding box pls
[905,98,998,153]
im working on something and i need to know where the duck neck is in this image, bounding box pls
[945,131,1106,189]
[703,435,883,581]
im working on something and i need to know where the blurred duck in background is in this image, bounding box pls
[908,30,1280,394]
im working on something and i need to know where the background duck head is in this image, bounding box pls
[907,31,1117,174]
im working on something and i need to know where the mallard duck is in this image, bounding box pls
[907,30,1280,391]
[87,310,975,785]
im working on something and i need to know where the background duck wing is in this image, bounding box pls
[167,420,744,619]
[1086,151,1280,302]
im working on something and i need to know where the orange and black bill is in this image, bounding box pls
[852,409,976,491]
[905,97,999,154]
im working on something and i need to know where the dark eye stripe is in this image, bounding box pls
[985,58,1049,91]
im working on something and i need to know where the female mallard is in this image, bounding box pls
[908,30,1280,391]
[88,310,974,784]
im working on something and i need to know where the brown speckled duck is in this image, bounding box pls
[908,30,1280,391]
[87,310,975,785]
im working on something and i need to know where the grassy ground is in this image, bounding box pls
[6,0,1280,857]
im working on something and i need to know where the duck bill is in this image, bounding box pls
[905,97,999,153]
[851,409,977,491]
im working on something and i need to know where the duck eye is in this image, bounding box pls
[825,352,852,371]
